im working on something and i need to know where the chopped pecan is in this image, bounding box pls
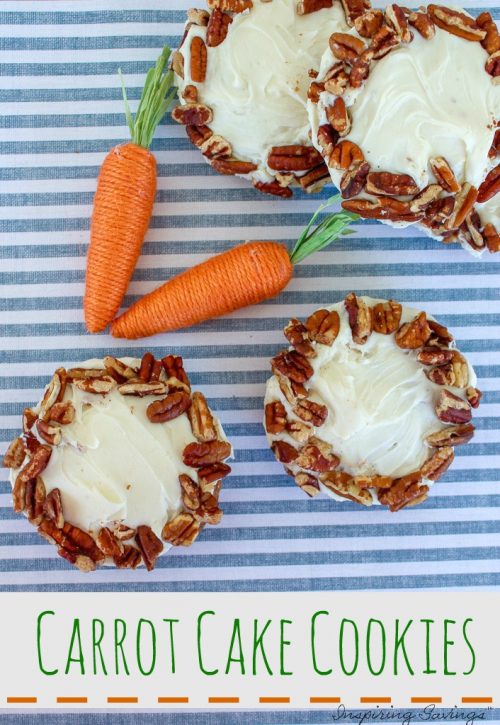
[378,472,428,512]
[103,356,137,381]
[265,400,287,434]
[345,292,372,344]
[171,50,184,78]
[138,352,155,381]
[430,157,460,194]
[308,81,325,103]
[372,300,402,334]
[320,471,373,505]
[286,419,313,443]
[25,476,46,525]
[67,367,107,380]
[47,401,75,425]
[147,391,192,423]
[340,161,370,198]
[421,447,454,481]
[190,36,207,83]
[183,439,231,467]
[195,492,223,525]
[408,10,435,39]
[428,351,469,388]
[39,369,66,420]
[149,359,164,382]
[428,5,486,42]
[112,522,136,541]
[489,128,500,159]
[423,196,455,232]
[39,519,104,564]
[340,0,371,25]
[459,211,485,252]
[207,0,252,10]
[385,4,412,42]
[57,549,97,572]
[417,346,454,365]
[326,97,351,137]
[435,389,472,423]
[409,184,442,213]
[354,475,393,488]
[268,145,323,172]
[329,140,364,171]
[187,8,210,25]
[179,474,201,510]
[395,312,431,349]
[483,223,500,253]
[317,124,339,157]
[324,62,350,95]
[72,375,117,395]
[188,391,217,441]
[36,419,62,446]
[448,183,478,229]
[206,8,232,46]
[43,488,64,528]
[201,133,233,160]
[136,525,164,571]
[293,398,328,426]
[162,512,201,546]
[198,462,231,490]
[426,423,475,447]
[477,164,500,204]
[295,437,340,472]
[187,124,212,148]
[329,32,366,62]
[466,387,482,408]
[118,380,166,397]
[477,11,500,54]
[354,9,384,37]
[366,171,419,196]
[297,0,332,12]
[485,50,500,78]
[3,437,26,469]
[349,52,372,87]
[284,318,316,357]
[370,25,399,58]
[295,472,321,497]
[172,102,213,126]
[23,407,37,433]
[342,196,422,222]
[271,349,314,383]
[162,355,190,387]
[254,180,293,198]
[115,545,142,569]
[298,163,331,193]
[13,445,51,513]
[211,158,258,175]
[96,527,124,559]
[306,308,340,345]
[272,440,299,463]
[182,84,198,102]
[427,319,454,347]
[24,433,41,455]
[278,375,307,405]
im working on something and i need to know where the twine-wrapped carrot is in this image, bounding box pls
[111,196,358,339]
[84,46,176,333]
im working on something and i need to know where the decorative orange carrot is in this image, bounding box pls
[84,46,176,333]
[111,196,358,339]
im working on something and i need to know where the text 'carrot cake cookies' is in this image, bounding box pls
[265,295,481,511]
[171,0,352,197]
[308,4,500,255]
[3,354,231,572]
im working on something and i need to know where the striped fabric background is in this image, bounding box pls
[1,0,499,594]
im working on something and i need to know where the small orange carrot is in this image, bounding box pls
[111,196,358,339]
[84,46,176,333]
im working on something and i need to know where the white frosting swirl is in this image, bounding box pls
[176,0,348,180]
[265,298,476,502]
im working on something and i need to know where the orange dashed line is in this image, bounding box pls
[7,697,37,704]
[107,697,138,704]
[57,697,88,704]
[411,697,442,704]
[462,697,493,704]
[360,697,392,704]
[310,697,341,704]
[208,697,240,704]
[158,697,189,704]
[259,696,290,704]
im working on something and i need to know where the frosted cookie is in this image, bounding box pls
[3,353,231,571]
[308,4,500,255]
[265,295,481,511]
[171,0,352,197]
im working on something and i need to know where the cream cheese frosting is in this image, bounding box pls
[10,358,226,543]
[176,0,349,181]
[264,298,476,503]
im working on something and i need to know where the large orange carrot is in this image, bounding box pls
[84,46,176,333]
[111,197,358,339]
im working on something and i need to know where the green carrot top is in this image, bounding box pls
[290,194,359,264]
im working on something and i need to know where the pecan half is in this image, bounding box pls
[417,347,454,365]
[36,419,62,446]
[278,375,308,405]
[179,474,201,510]
[298,163,331,193]
[198,462,231,488]
[378,472,428,512]
[188,391,217,441]
[483,223,500,253]
[395,312,431,349]
[340,161,370,198]
[323,62,350,95]
[297,0,332,14]
[448,183,478,229]
[171,50,184,78]
[147,391,191,423]
[354,9,384,37]
[342,196,422,222]
[72,376,117,395]
[329,32,365,62]
[408,10,435,39]
[96,527,124,559]
[172,103,213,126]
[3,437,26,469]
[272,440,299,463]
[47,401,75,425]
[429,157,460,194]
[426,423,475,447]
[421,447,454,481]
[345,292,372,344]
[295,437,340,472]
[365,171,419,196]
[25,476,46,525]
[190,36,207,83]
[326,97,351,137]
[466,387,482,408]
[39,368,66,421]
[265,401,287,434]
[13,445,51,513]
[370,25,399,58]
[372,300,402,334]
[485,50,500,78]
[136,525,164,571]
[104,356,137,381]
[23,407,37,433]
[43,488,64,528]
[206,8,232,46]
[320,471,373,505]
[115,545,142,569]
[340,0,371,25]
[271,349,314,383]
[286,419,313,443]
[435,390,472,423]
[329,140,364,171]
[183,439,231,467]
[138,352,155,381]
[182,84,198,104]
[305,308,340,345]
[112,523,136,541]
[162,512,201,546]
[409,184,443,213]
[349,52,372,88]
[354,475,393,489]
[187,124,212,148]
[67,367,110,380]
[39,519,104,565]
[207,0,252,10]
[385,4,412,43]
[118,381,166,397]
[284,318,316,357]
[211,158,258,175]
[293,398,328,426]
[201,134,232,160]
[162,355,190,387]
[254,180,293,198]
[459,212,485,252]
[428,5,486,42]
[268,145,323,172]
[295,472,320,497]
[149,359,164,382]
[423,196,455,233]
[187,8,210,25]
[477,11,500,54]
[427,319,454,347]
[477,165,500,204]
[57,549,97,572]
[427,351,469,388]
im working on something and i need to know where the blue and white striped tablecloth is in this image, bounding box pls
[1,0,499,594]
